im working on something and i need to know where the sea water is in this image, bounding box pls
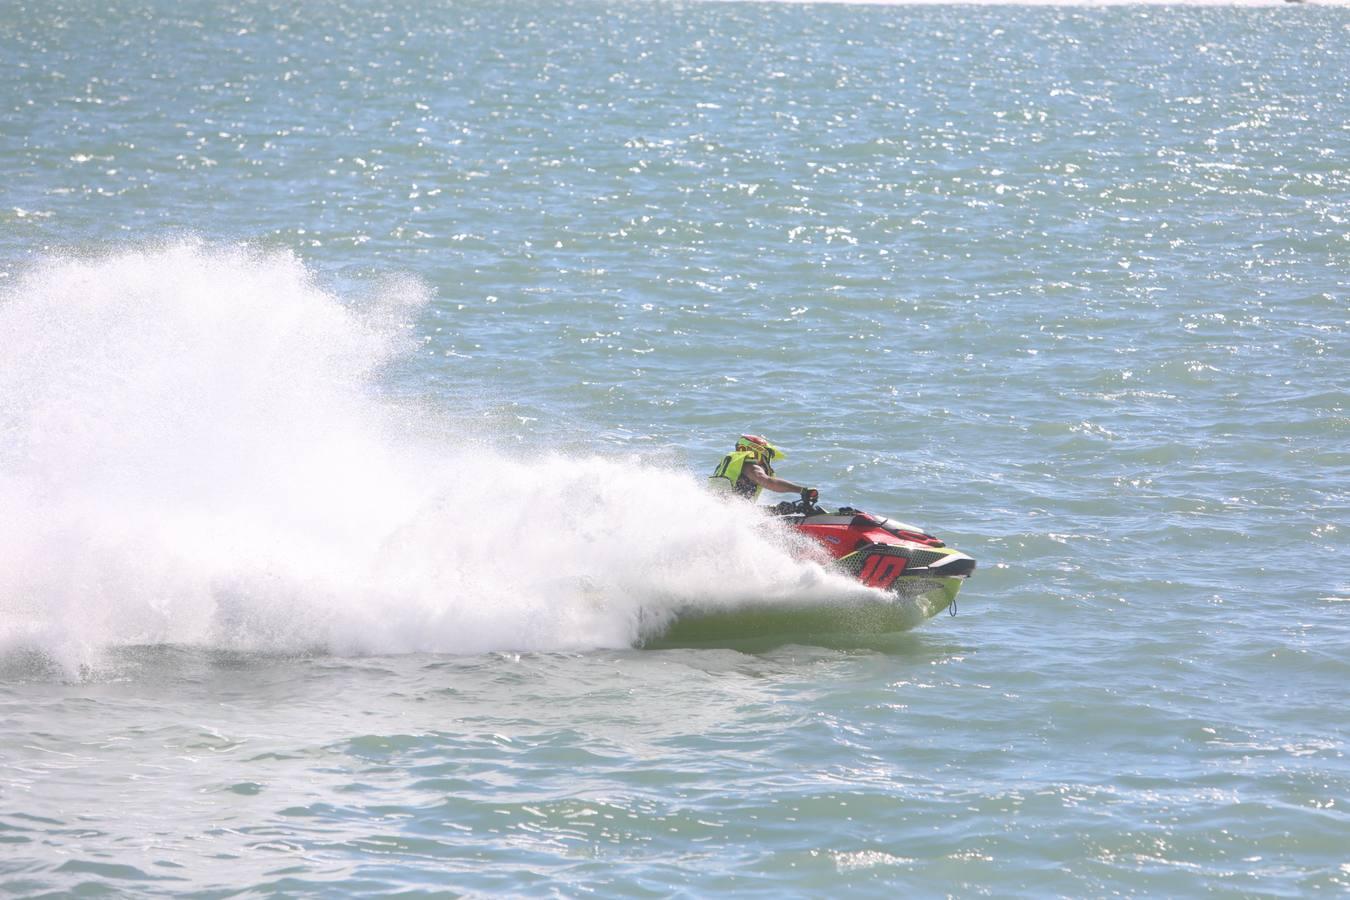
[1,0,1347,894]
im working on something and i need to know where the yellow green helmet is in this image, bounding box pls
[736,434,784,462]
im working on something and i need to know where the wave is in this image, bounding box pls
[0,241,863,676]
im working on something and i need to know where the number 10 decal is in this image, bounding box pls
[858,554,908,589]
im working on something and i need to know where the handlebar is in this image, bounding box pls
[773,496,825,516]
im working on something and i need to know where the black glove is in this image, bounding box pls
[801,487,819,505]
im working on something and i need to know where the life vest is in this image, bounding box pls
[708,450,773,500]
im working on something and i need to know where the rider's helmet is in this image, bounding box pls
[736,434,784,464]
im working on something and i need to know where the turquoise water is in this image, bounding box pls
[2,0,1348,894]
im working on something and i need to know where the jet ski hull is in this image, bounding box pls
[785,507,976,610]
[644,503,976,647]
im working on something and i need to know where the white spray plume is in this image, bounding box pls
[0,242,861,673]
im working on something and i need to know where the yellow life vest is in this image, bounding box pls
[708,450,773,500]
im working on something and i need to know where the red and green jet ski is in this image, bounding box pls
[647,497,977,646]
[772,497,977,614]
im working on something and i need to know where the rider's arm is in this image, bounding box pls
[743,463,806,495]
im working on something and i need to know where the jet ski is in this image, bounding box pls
[647,497,976,647]
[772,497,976,614]
[642,498,975,648]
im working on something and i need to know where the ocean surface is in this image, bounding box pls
[2,0,1348,895]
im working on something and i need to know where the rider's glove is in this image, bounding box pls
[801,487,819,504]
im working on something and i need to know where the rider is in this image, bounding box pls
[709,434,819,506]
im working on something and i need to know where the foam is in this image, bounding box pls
[0,242,863,674]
